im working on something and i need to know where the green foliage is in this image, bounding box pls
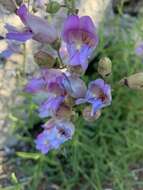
[5,13,143,190]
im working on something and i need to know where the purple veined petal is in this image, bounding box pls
[24,78,46,93]
[16,4,28,24]
[0,49,13,59]
[89,79,105,92]
[79,45,91,71]
[79,16,96,35]
[70,52,84,68]
[35,119,75,154]
[66,40,92,71]
[75,98,87,105]
[62,15,80,43]
[41,69,66,94]
[16,4,58,43]
[62,73,87,98]
[91,99,103,116]
[79,16,98,47]
[67,43,77,57]
[69,50,80,66]
[35,131,52,154]
[5,24,19,33]
[55,120,75,143]
[25,14,58,43]
[6,31,33,42]
[38,96,64,118]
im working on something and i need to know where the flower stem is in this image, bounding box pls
[57,50,63,68]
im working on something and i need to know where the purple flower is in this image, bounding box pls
[0,40,22,59]
[39,96,64,118]
[25,69,66,96]
[62,72,87,98]
[62,15,98,71]
[35,119,75,154]
[6,4,57,43]
[24,78,47,94]
[135,42,143,56]
[76,79,112,116]
[24,69,67,116]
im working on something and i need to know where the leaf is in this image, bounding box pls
[16,152,41,160]
[11,173,18,184]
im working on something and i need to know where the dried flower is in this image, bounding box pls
[34,51,55,68]
[82,106,101,122]
[120,72,143,90]
[98,57,112,78]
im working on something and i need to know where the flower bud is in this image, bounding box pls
[68,65,85,76]
[120,72,143,90]
[65,95,75,106]
[56,103,72,119]
[52,39,61,51]
[46,1,61,14]
[98,57,112,78]
[82,106,101,122]
[34,51,55,68]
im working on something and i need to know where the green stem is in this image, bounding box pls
[57,50,63,68]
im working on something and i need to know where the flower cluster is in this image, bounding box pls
[2,3,112,154]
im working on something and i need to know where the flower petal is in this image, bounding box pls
[16,4,28,24]
[62,15,80,43]
[91,99,103,116]
[6,31,33,42]
[38,96,64,118]
[80,16,98,47]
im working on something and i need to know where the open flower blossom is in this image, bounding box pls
[62,15,98,71]
[35,119,75,154]
[25,69,67,117]
[25,69,66,95]
[135,42,143,56]
[6,4,58,43]
[76,79,112,116]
